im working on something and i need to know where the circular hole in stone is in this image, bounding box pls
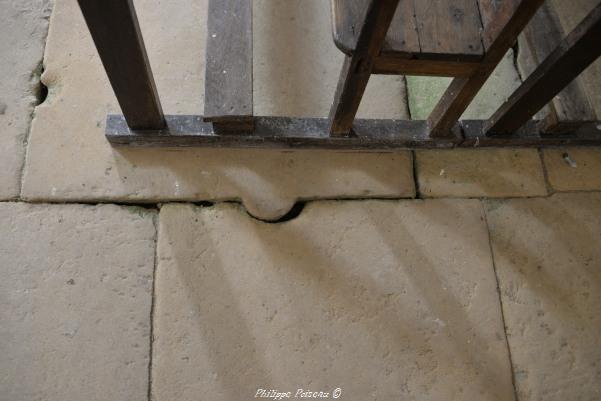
[246,201,306,224]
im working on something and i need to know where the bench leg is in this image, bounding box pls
[427,0,544,138]
[427,74,490,138]
[484,2,601,135]
[78,0,165,130]
[328,0,400,137]
[329,56,372,137]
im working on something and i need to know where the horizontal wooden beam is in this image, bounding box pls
[105,115,601,149]
[485,2,601,136]
[373,55,479,77]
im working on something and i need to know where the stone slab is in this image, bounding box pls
[0,202,156,401]
[416,148,548,198]
[21,0,413,220]
[154,200,514,401]
[542,147,601,192]
[485,193,601,401]
[0,0,51,199]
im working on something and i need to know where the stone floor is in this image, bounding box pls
[1,1,601,401]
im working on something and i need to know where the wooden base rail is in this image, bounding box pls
[106,115,601,149]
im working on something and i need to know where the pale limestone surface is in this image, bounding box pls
[485,193,601,401]
[543,147,601,192]
[21,0,412,219]
[0,203,156,401]
[0,0,51,199]
[154,201,514,401]
[416,148,548,198]
[407,51,547,198]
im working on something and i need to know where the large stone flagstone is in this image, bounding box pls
[485,193,601,401]
[416,148,548,198]
[154,200,514,401]
[0,0,51,199]
[543,147,601,192]
[0,203,156,401]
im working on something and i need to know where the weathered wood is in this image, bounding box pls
[106,115,601,149]
[427,0,545,138]
[77,0,164,130]
[478,0,520,50]
[373,56,479,77]
[328,0,401,137]
[331,0,420,56]
[413,0,483,58]
[332,0,485,62]
[203,0,253,132]
[519,2,596,133]
[484,2,601,136]
[462,120,601,146]
[329,0,548,139]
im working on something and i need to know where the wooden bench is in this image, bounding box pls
[78,0,601,149]
[328,0,546,137]
[332,0,486,74]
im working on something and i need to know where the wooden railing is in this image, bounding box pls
[77,0,601,149]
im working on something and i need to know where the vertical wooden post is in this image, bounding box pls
[78,0,165,130]
[484,2,601,136]
[328,0,400,137]
[203,0,253,134]
[427,0,544,138]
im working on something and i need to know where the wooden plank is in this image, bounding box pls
[517,35,553,121]
[331,0,419,56]
[484,2,601,136]
[107,115,458,149]
[413,0,484,58]
[373,55,479,77]
[328,0,401,137]
[203,0,253,131]
[520,2,596,133]
[427,0,544,138]
[478,0,520,50]
[462,120,601,147]
[77,0,164,130]
[105,115,601,149]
